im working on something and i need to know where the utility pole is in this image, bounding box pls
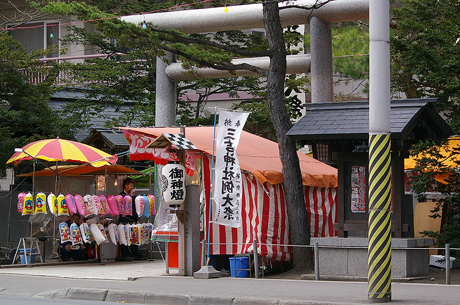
[368,0,392,302]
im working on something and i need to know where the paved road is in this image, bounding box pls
[0,260,459,304]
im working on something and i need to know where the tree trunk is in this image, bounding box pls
[263,1,312,269]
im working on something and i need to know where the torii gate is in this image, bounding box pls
[122,0,393,302]
[121,0,369,127]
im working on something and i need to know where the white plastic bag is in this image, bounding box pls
[90,223,107,245]
[107,223,118,245]
[117,224,127,246]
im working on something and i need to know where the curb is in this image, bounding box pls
[0,259,100,269]
[300,274,430,282]
[34,287,360,305]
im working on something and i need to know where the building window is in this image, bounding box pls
[8,21,60,58]
[315,143,331,163]
[251,30,265,39]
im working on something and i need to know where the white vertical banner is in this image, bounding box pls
[212,110,249,227]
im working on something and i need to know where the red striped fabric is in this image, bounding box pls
[203,156,337,261]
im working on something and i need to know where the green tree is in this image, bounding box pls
[177,76,266,126]
[409,140,460,255]
[0,33,65,173]
[304,22,369,101]
[391,0,460,132]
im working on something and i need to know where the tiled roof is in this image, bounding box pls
[88,128,129,147]
[287,98,452,142]
[49,89,141,142]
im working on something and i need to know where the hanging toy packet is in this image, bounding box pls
[22,192,34,215]
[142,223,150,245]
[90,223,107,245]
[34,192,47,214]
[117,224,128,246]
[92,195,104,215]
[116,195,125,216]
[57,194,69,216]
[131,224,140,246]
[65,194,77,215]
[107,195,119,216]
[148,194,156,216]
[146,223,154,241]
[99,195,112,216]
[74,194,86,216]
[17,192,26,214]
[80,223,94,243]
[59,222,71,243]
[126,224,133,246]
[108,223,118,245]
[83,194,97,217]
[70,222,82,245]
[97,223,108,242]
[140,224,145,245]
[135,195,145,218]
[47,193,58,216]
[124,195,133,216]
[142,195,150,218]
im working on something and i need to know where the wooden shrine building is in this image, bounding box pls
[287,98,452,238]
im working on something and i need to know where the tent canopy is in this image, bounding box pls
[405,137,460,184]
[17,163,139,177]
[405,137,460,170]
[120,126,337,188]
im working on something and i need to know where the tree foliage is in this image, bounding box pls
[0,33,65,174]
[391,0,460,132]
[304,21,369,100]
[32,0,278,133]
[331,23,369,81]
[409,140,460,254]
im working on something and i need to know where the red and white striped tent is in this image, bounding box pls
[121,126,338,261]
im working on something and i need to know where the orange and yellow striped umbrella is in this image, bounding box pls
[7,138,118,167]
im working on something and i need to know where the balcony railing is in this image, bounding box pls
[26,53,127,84]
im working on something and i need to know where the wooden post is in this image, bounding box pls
[177,127,187,276]
[176,148,186,276]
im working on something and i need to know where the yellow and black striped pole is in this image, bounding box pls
[368,134,392,301]
[369,0,392,300]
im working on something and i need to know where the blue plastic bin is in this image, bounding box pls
[19,248,35,264]
[229,256,249,278]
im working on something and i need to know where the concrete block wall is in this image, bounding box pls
[311,237,433,278]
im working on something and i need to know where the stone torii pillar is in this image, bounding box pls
[155,53,176,127]
[310,16,333,103]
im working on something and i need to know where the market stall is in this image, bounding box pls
[121,126,338,261]
[6,139,157,264]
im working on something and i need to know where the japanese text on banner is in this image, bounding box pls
[212,111,249,227]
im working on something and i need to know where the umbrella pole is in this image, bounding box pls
[55,161,58,195]
[149,164,152,195]
[53,161,58,257]
[30,159,36,237]
[32,159,35,196]
[7,167,14,247]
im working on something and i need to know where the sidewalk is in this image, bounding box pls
[0,260,460,304]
